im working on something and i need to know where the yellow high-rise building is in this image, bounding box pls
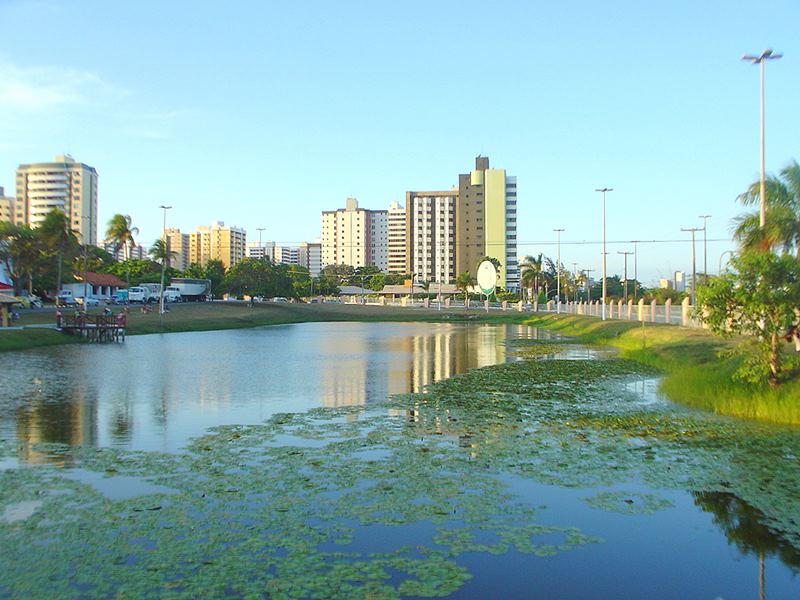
[187,222,246,268]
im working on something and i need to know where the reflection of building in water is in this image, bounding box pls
[319,330,370,407]
[15,387,98,464]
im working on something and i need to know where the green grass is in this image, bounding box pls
[0,328,83,352]
[525,313,800,425]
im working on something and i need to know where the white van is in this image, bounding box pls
[128,286,150,303]
[164,286,182,303]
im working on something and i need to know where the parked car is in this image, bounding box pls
[56,290,77,306]
[76,297,100,307]
[272,297,288,303]
[14,295,42,308]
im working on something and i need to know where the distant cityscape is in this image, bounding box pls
[0,154,520,288]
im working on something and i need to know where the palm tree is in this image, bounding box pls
[38,209,77,295]
[149,238,177,265]
[519,254,543,301]
[105,214,139,286]
[455,271,475,309]
[733,160,800,257]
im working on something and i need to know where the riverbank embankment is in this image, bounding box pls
[525,313,800,425]
[0,302,531,352]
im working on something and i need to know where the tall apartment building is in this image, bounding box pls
[299,242,322,277]
[387,201,406,273]
[188,222,246,268]
[405,191,457,283]
[165,228,190,271]
[404,156,519,289]
[0,187,23,224]
[15,154,98,244]
[455,156,518,289]
[321,198,388,270]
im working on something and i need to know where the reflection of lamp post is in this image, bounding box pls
[595,188,613,320]
[159,205,172,325]
[553,228,564,313]
[741,49,782,228]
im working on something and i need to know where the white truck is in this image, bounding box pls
[169,278,211,301]
[128,286,155,303]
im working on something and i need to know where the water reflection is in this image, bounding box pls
[1,322,540,457]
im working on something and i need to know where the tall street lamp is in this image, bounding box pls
[572,262,578,302]
[159,205,172,325]
[553,228,565,313]
[631,240,640,302]
[741,48,782,228]
[699,215,711,281]
[617,251,633,303]
[595,188,613,320]
[257,227,266,258]
[682,227,702,306]
[584,268,594,303]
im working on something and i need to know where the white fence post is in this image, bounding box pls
[681,297,690,327]
[637,299,645,321]
[664,298,672,324]
[627,299,633,320]
[650,299,657,323]
[516,300,523,312]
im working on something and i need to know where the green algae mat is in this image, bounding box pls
[2,339,800,598]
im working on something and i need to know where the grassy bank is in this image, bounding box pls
[525,313,800,425]
[0,328,84,352]
[0,302,531,350]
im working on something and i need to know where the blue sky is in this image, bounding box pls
[0,0,798,284]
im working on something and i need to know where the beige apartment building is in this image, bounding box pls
[15,154,98,244]
[321,198,388,270]
[0,187,24,224]
[188,222,246,268]
[165,228,190,270]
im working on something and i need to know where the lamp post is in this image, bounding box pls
[595,188,613,319]
[741,49,782,228]
[682,227,702,306]
[699,215,711,281]
[631,240,640,302]
[617,251,633,303]
[719,250,735,274]
[159,205,172,325]
[553,228,564,313]
[81,216,90,305]
[256,227,266,258]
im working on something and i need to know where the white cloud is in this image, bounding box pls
[0,60,105,112]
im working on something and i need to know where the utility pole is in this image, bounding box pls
[630,240,640,301]
[741,49,782,228]
[257,227,266,257]
[595,188,613,320]
[699,215,711,281]
[617,251,633,303]
[553,228,565,313]
[682,227,702,306]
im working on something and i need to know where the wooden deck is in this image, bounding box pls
[57,313,126,342]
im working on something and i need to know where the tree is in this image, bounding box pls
[105,214,139,286]
[149,238,176,267]
[37,209,79,294]
[520,254,544,301]
[0,223,42,295]
[455,271,475,307]
[204,260,227,297]
[697,250,800,385]
[733,160,800,256]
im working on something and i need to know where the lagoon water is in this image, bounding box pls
[1,322,798,598]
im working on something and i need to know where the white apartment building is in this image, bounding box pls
[16,154,98,244]
[387,201,406,273]
[406,191,457,284]
[246,240,275,261]
[274,245,300,265]
[321,198,388,270]
[299,242,322,277]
